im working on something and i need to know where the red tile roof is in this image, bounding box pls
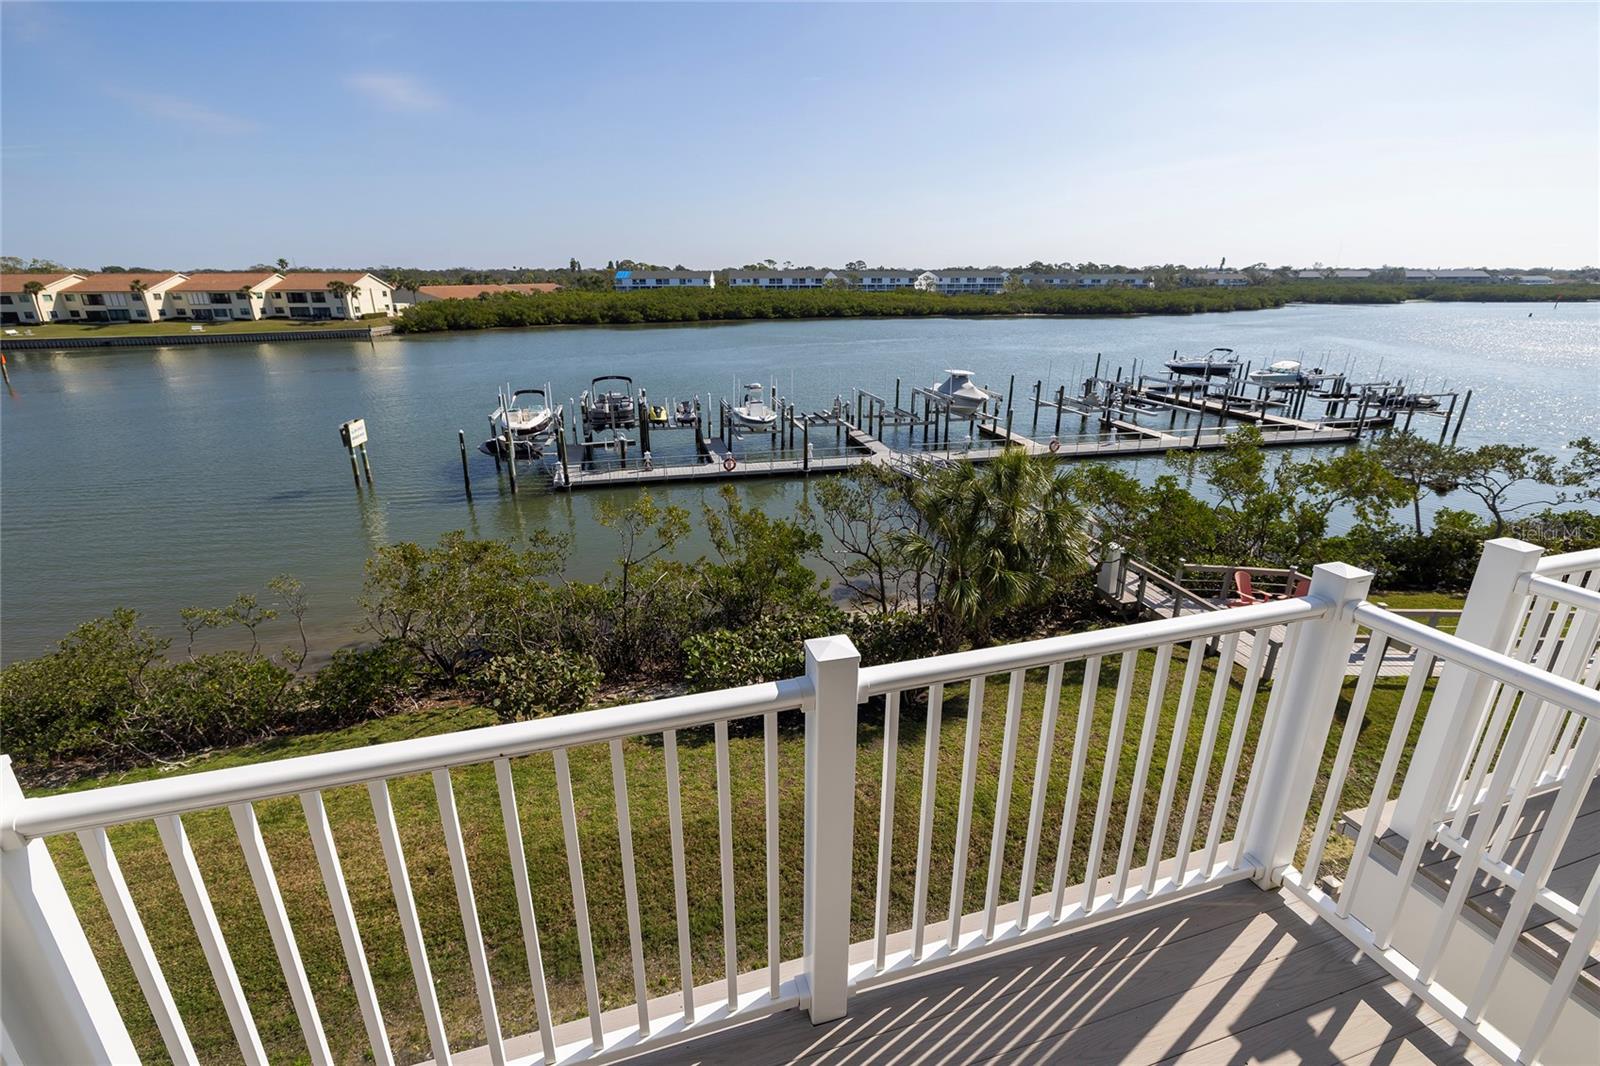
[0,272,79,293]
[272,272,389,290]
[172,271,280,293]
[418,283,561,299]
[67,272,183,293]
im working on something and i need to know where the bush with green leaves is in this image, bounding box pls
[304,641,420,730]
[683,608,846,692]
[469,649,603,724]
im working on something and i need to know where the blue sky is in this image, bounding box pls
[2,2,1596,270]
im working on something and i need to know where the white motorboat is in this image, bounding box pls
[932,369,993,413]
[1165,347,1241,378]
[492,386,556,439]
[730,382,777,431]
[1248,360,1310,388]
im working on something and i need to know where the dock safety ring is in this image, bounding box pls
[1048,436,1061,453]
[723,456,737,472]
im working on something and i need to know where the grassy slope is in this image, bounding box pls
[48,650,1428,1064]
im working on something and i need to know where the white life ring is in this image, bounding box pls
[1048,437,1061,453]
[723,456,737,472]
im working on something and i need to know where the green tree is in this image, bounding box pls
[700,485,825,622]
[815,464,927,613]
[1368,432,1463,534]
[900,449,1089,647]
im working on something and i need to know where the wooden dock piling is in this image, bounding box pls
[458,430,472,500]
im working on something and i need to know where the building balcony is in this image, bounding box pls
[4,540,1597,1065]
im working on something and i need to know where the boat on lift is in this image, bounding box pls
[585,375,637,429]
[674,399,698,425]
[647,402,669,426]
[1380,392,1441,411]
[931,369,994,413]
[730,382,778,432]
[482,385,555,458]
[1248,359,1316,388]
[1165,347,1241,378]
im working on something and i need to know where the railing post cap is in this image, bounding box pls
[804,634,861,667]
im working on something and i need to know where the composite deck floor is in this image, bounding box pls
[633,882,1494,1065]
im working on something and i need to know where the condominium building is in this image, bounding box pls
[914,270,1009,295]
[726,269,838,290]
[1405,269,1494,283]
[1021,272,1154,289]
[166,271,283,321]
[58,273,185,321]
[850,270,919,291]
[613,270,715,291]
[1296,269,1373,281]
[265,273,396,319]
[0,272,84,324]
[1196,270,1251,287]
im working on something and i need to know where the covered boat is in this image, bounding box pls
[1248,360,1310,388]
[931,369,993,413]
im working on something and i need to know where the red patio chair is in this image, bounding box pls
[1231,570,1277,606]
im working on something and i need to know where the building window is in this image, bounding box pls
[311,293,326,303]
[289,293,307,303]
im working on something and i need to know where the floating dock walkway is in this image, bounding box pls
[550,416,1361,491]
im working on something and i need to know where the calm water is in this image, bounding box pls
[3,302,1596,663]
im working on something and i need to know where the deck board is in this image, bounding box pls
[633,884,1469,1065]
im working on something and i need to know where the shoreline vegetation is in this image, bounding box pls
[394,281,1599,334]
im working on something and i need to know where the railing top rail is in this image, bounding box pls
[1178,563,1310,579]
[1525,574,1600,614]
[1534,547,1600,577]
[1353,602,1600,723]
[7,676,809,842]
[860,595,1324,696]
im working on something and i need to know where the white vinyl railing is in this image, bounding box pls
[3,540,1596,1065]
[1281,542,1600,1066]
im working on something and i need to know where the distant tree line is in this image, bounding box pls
[392,280,1597,334]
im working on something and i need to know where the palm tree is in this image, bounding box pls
[128,278,148,300]
[276,258,289,272]
[899,448,1088,648]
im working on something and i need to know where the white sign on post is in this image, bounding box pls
[340,419,368,448]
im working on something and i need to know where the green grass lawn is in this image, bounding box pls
[8,318,387,339]
[45,647,1430,1064]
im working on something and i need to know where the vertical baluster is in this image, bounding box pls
[1300,635,1387,883]
[229,803,333,1066]
[76,828,199,1065]
[1051,657,1100,921]
[911,682,943,959]
[606,741,650,1035]
[1203,632,1268,876]
[873,690,902,969]
[1233,624,1303,851]
[492,760,555,1064]
[1171,631,1240,888]
[1017,662,1065,928]
[662,730,696,1023]
[764,711,781,999]
[554,749,605,1047]
[982,670,1028,939]
[429,772,501,1066]
[1519,861,1600,1065]
[946,675,987,949]
[1491,585,1600,857]
[714,719,739,1010]
[155,814,268,1066]
[1142,639,1207,895]
[367,781,452,1065]
[1081,650,1139,915]
[1338,653,1435,919]
[1449,681,1516,833]
[1113,643,1174,902]
[1467,721,1600,1021]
